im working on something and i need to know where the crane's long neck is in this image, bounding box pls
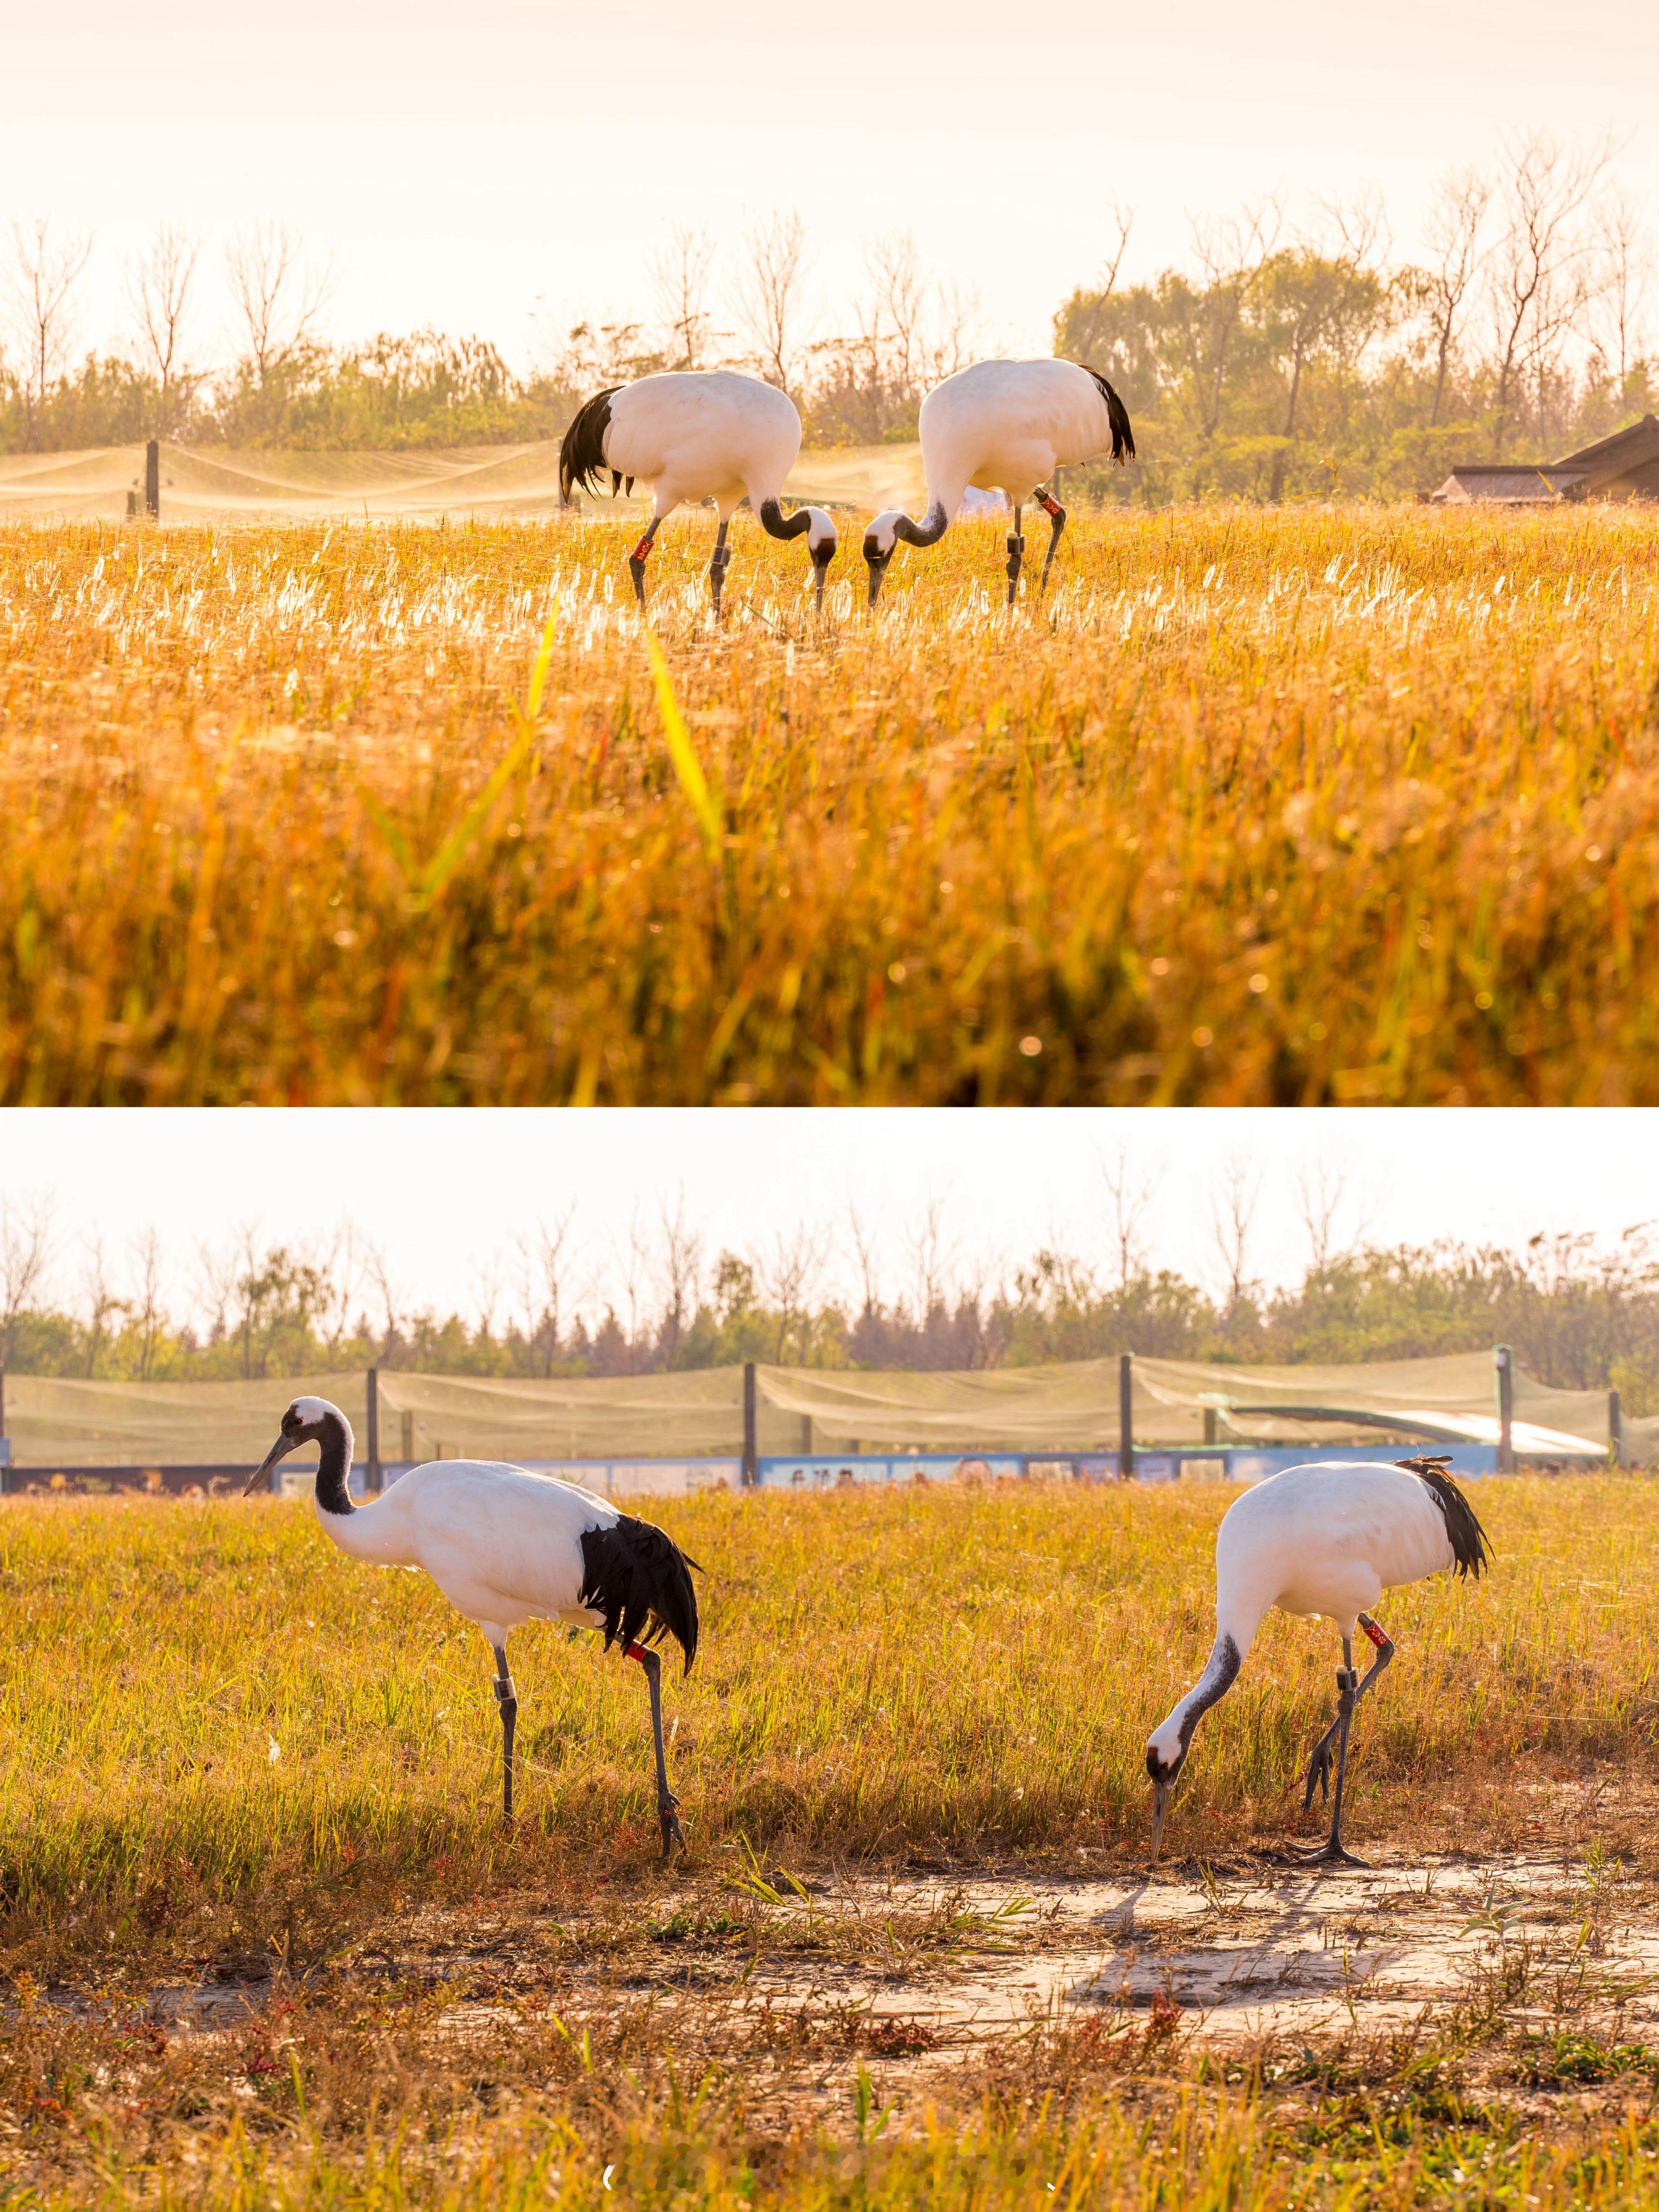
[758,497,811,542]
[1162,1630,1244,1753]
[313,1411,355,1518]
[893,494,950,549]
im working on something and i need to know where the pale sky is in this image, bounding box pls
[5,0,1656,372]
[3,1109,1655,1333]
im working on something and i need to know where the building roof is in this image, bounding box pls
[1430,466,1577,505]
[1430,416,1659,505]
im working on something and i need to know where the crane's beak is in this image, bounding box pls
[812,540,835,612]
[244,1432,298,1496]
[863,544,890,608]
[1150,1776,1172,1864]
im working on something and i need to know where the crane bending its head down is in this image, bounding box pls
[1144,1457,1490,1868]
[559,370,838,616]
[247,1396,701,1856]
[863,359,1134,608]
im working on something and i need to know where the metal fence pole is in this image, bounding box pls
[366,1366,381,1492]
[145,440,160,520]
[742,1361,757,1487]
[1609,1387,1623,1468]
[1495,1345,1514,1474]
[1119,1351,1134,1480]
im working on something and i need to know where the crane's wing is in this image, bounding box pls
[579,1516,700,1674]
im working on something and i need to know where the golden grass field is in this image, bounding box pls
[2,503,1655,1104]
[10,1474,1659,2206]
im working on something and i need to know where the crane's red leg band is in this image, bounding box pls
[1361,1616,1390,1649]
[1040,494,1063,517]
[626,1639,650,1662]
[631,536,655,564]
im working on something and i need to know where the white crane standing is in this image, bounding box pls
[246,1398,700,1858]
[1145,1456,1490,1867]
[559,370,839,617]
[862,359,1134,608]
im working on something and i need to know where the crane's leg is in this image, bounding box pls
[1294,1634,1369,1867]
[1036,489,1067,594]
[628,515,662,609]
[1005,505,1026,606]
[1302,1613,1394,1814]
[708,518,732,620]
[492,1643,518,1823]
[627,1639,685,1860]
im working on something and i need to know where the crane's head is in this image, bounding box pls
[1144,1718,1189,1865]
[803,507,838,610]
[862,511,903,606]
[244,1396,344,1495]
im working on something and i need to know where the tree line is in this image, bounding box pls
[1,1181,1654,1413]
[2,133,1650,495]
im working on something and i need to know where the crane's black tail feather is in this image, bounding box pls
[559,387,620,503]
[579,1517,701,1674]
[1082,365,1136,464]
[1396,1455,1491,1578]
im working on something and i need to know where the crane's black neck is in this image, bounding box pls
[314,1412,355,1517]
[1175,1632,1242,1752]
[894,499,949,549]
[759,497,811,543]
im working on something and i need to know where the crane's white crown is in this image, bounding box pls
[1145,1714,1186,1772]
[288,1394,343,1432]
[800,505,836,552]
[864,511,904,558]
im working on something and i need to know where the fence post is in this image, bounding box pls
[0,1365,7,1496]
[145,440,160,520]
[1494,1345,1514,1474]
[1609,1387,1623,1468]
[742,1362,757,1488]
[366,1367,381,1492]
[1119,1351,1134,1480]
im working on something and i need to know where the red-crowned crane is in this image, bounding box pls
[559,369,838,617]
[862,358,1134,608]
[246,1397,700,1857]
[1145,1456,1490,1868]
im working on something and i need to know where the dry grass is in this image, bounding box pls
[9,1474,1659,2205]
[1,504,1656,1103]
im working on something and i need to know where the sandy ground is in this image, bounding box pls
[0,440,929,526]
[117,1838,1658,2088]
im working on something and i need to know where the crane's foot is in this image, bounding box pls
[658,1793,685,1860]
[1290,1839,1368,1869]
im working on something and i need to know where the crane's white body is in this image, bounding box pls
[1148,1461,1456,1770]
[866,359,1126,553]
[316,1452,622,1652]
[603,370,831,541]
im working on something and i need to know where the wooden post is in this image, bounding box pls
[366,1367,381,1492]
[1495,1345,1514,1474]
[145,440,160,520]
[1609,1387,1623,1468]
[1119,1351,1134,1480]
[1203,1406,1218,1447]
[742,1361,757,1487]
[0,1366,7,1496]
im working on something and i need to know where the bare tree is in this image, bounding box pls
[1100,1144,1163,1291]
[903,1196,955,1321]
[360,1236,403,1353]
[515,1206,579,1378]
[0,1192,55,1371]
[191,1230,241,1346]
[312,1220,369,1357]
[128,1226,167,1381]
[609,1205,651,1373]
[4,219,94,449]
[1210,1155,1263,1310]
[80,1235,127,1381]
[225,221,334,385]
[757,1219,831,1362]
[1180,198,1281,439]
[731,210,812,393]
[865,230,930,403]
[649,223,717,371]
[1293,1156,1374,1275]
[846,1204,883,1318]
[656,1189,704,1370]
[1592,185,1653,393]
[1485,131,1614,453]
[1420,166,1490,426]
[125,222,201,430]
[1070,201,1137,366]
